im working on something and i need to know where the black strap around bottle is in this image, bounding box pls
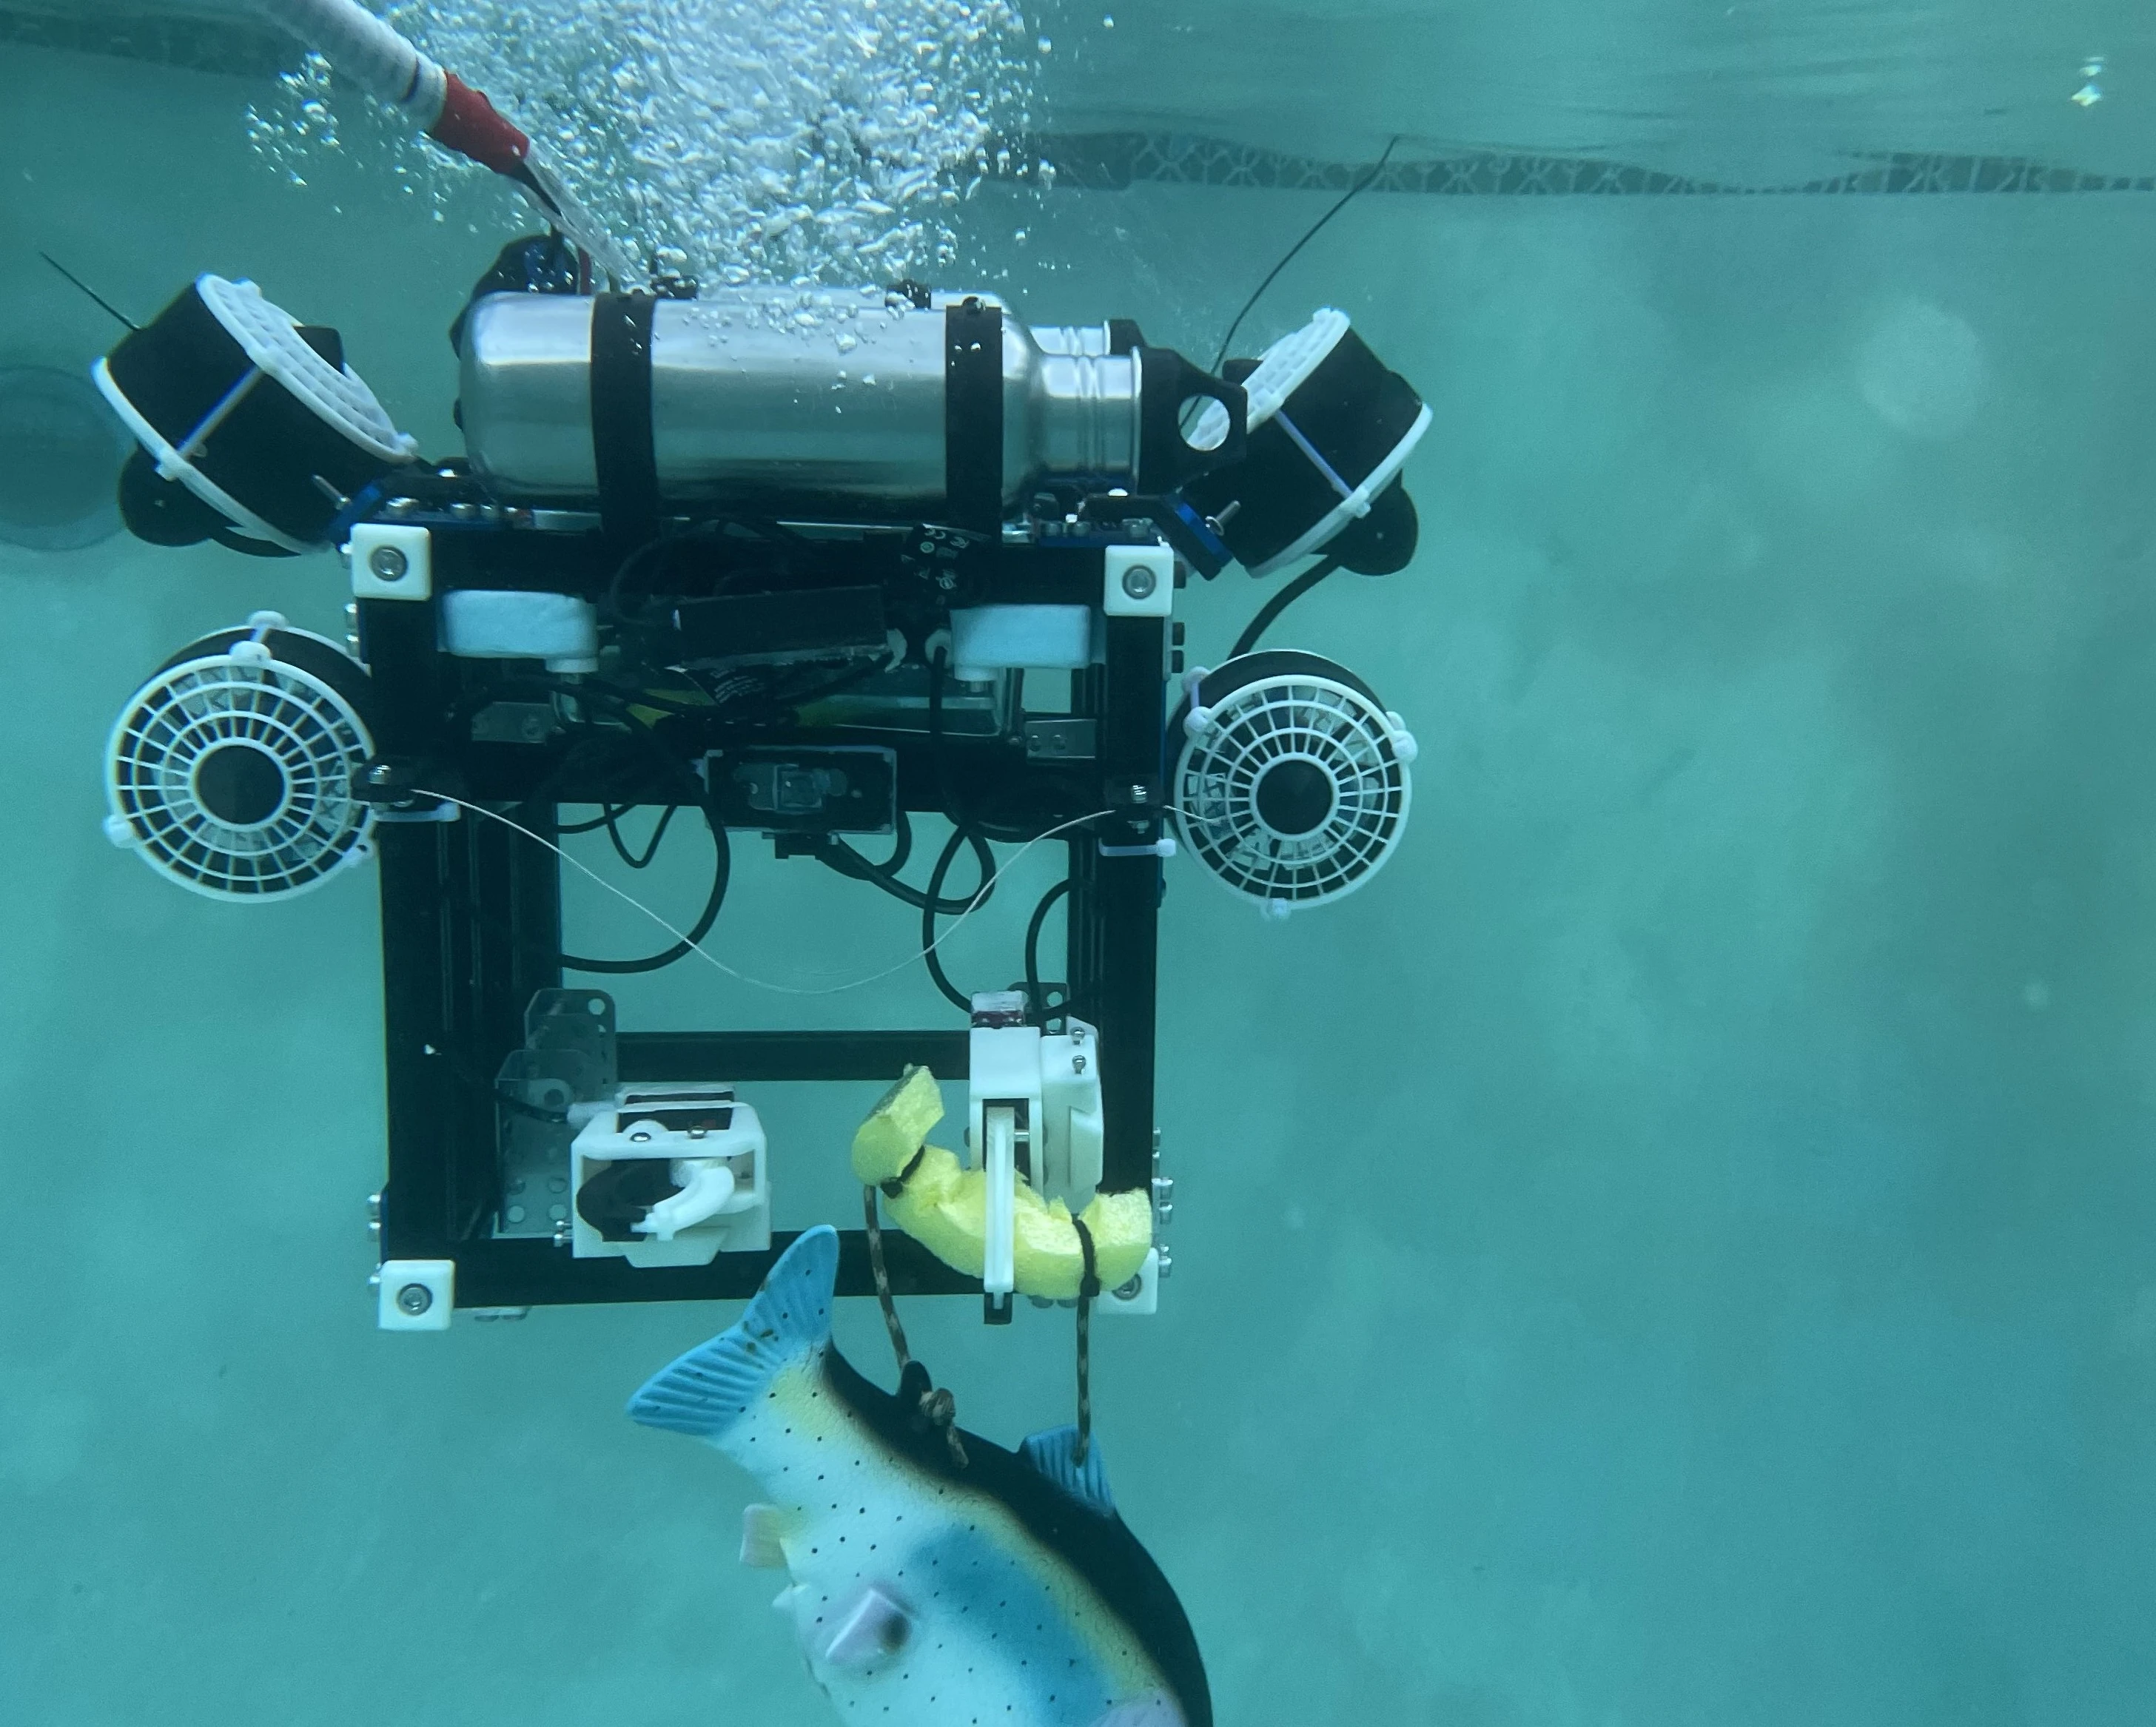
[943,297,1003,533]
[591,292,659,543]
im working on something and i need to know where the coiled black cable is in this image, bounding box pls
[819,811,993,915]
[1023,877,1071,1021]
[561,800,731,974]
[920,819,996,1011]
[606,803,678,869]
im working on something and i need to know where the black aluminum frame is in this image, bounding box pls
[359,536,1167,1307]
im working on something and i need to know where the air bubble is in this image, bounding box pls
[244,0,1038,286]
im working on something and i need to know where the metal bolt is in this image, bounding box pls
[367,544,409,582]
[1072,1054,1087,1073]
[394,1282,433,1316]
[1120,562,1158,601]
[1156,1245,1174,1279]
[1128,784,1148,802]
[1112,1274,1144,1301]
[367,764,394,786]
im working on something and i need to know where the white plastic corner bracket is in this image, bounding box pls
[1096,1247,1161,1317]
[349,522,434,601]
[1102,544,1174,618]
[377,1258,455,1330]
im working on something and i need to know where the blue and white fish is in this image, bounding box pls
[628,1225,1211,1727]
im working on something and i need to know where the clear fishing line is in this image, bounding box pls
[414,789,1110,997]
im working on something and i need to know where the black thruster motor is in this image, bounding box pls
[1182,309,1430,578]
[95,274,417,555]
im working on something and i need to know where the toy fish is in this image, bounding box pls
[628,1225,1211,1727]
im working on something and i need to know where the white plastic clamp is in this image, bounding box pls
[348,522,433,601]
[1103,544,1174,618]
[377,1258,454,1330]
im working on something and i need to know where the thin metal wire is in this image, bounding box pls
[410,790,1111,998]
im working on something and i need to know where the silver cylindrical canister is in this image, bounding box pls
[457,288,1144,516]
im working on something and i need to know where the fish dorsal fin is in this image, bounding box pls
[627,1226,839,1440]
[1018,1424,1116,1518]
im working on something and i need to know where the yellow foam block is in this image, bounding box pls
[884,1146,1154,1299]
[851,1065,947,1185]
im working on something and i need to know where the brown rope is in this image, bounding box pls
[862,1183,913,1373]
[1072,1217,1100,1465]
[862,1184,968,1468]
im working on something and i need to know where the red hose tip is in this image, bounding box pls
[429,73,530,178]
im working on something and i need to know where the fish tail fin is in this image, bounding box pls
[627,1225,840,1440]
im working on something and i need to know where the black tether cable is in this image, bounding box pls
[1229,554,1343,659]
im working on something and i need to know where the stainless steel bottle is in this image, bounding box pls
[458,287,1151,516]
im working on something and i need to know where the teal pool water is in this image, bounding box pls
[4,7,2155,1725]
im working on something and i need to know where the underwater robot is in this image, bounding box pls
[75,4,1431,1714]
[92,240,1429,1329]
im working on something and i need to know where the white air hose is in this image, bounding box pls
[252,0,637,284]
[256,0,447,120]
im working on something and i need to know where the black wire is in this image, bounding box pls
[1210,135,1403,373]
[1229,555,1343,659]
[557,805,623,835]
[875,809,915,876]
[561,801,732,974]
[1024,877,1071,1021]
[820,823,993,915]
[605,803,677,869]
[921,820,995,1011]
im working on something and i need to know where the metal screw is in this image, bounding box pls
[1128,784,1148,802]
[394,1282,433,1316]
[367,764,394,786]
[1072,1054,1086,1073]
[1112,1274,1144,1301]
[367,544,409,582]
[1120,562,1158,600]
